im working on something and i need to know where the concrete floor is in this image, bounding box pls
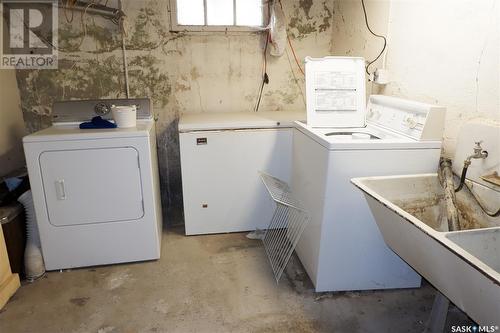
[0,227,473,333]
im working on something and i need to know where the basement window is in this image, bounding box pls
[170,0,266,32]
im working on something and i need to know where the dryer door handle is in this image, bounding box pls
[55,179,67,200]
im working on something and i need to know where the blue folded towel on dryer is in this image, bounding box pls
[79,116,117,129]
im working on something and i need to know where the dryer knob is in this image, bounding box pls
[95,102,111,116]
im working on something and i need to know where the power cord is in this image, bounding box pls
[361,0,387,75]
[254,0,272,112]
[279,0,304,76]
[255,0,307,111]
[254,32,270,112]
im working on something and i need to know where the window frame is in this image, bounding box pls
[169,0,268,32]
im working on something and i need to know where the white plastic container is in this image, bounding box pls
[111,105,137,128]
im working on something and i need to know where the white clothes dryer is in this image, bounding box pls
[23,99,163,270]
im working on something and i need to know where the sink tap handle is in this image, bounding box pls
[473,141,484,154]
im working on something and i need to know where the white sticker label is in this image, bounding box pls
[315,71,357,89]
[315,90,357,111]
[314,71,358,112]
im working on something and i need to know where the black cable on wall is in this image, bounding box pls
[361,0,387,76]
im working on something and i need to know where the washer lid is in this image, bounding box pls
[23,121,153,143]
[178,111,305,132]
[305,56,366,128]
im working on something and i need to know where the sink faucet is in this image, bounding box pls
[464,141,488,167]
[455,141,488,193]
[454,141,499,217]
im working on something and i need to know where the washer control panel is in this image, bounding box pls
[366,95,446,141]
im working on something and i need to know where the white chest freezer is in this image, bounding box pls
[178,111,304,235]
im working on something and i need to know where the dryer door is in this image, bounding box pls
[39,147,144,226]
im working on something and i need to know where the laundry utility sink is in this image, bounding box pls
[351,173,500,326]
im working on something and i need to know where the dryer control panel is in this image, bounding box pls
[52,98,152,123]
[366,95,446,141]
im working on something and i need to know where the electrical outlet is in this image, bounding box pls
[374,69,390,85]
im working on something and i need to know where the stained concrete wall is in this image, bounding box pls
[16,0,334,224]
[383,0,499,156]
[0,68,25,177]
[331,0,500,156]
[330,0,390,97]
[1,18,25,177]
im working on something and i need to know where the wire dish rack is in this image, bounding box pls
[259,172,309,283]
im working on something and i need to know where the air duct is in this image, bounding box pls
[17,190,45,281]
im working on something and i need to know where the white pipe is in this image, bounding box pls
[118,0,130,98]
[18,190,45,281]
[59,4,120,19]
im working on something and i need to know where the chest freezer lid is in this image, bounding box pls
[178,111,305,132]
[305,56,366,128]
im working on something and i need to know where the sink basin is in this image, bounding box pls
[446,229,500,273]
[352,174,500,326]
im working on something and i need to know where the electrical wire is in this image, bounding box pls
[286,34,305,76]
[75,0,95,49]
[278,0,304,76]
[117,0,129,98]
[285,47,306,107]
[361,0,387,75]
[254,0,272,112]
[64,0,76,23]
[61,1,124,23]
[254,30,270,112]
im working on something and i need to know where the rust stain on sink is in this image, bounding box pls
[393,190,497,232]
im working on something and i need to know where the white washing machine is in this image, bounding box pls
[23,99,163,270]
[292,95,446,292]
